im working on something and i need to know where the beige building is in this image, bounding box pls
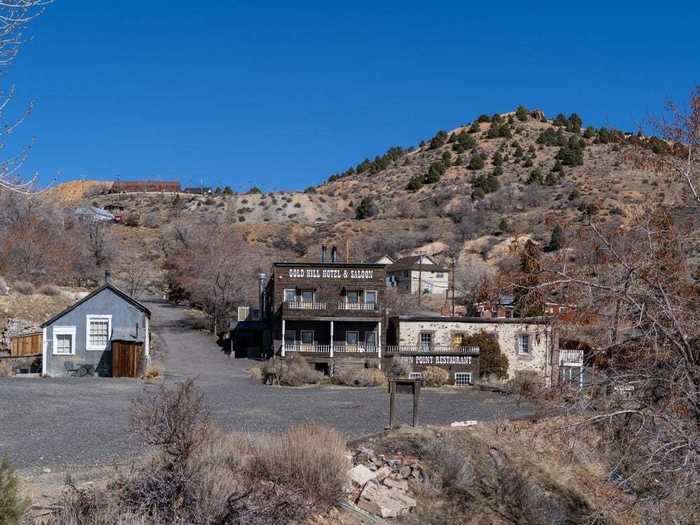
[389,315,559,385]
[386,255,449,296]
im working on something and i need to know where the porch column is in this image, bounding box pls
[281,319,286,357]
[330,320,334,357]
[377,320,382,369]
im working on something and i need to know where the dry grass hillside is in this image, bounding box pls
[44,108,699,301]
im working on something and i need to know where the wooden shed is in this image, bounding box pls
[10,332,43,357]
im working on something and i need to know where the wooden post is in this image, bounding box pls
[281,319,286,356]
[330,320,334,357]
[413,381,421,427]
[417,256,423,306]
[388,381,397,429]
[377,320,382,368]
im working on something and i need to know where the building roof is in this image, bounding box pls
[41,284,151,327]
[394,314,552,325]
[273,261,386,269]
[386,255,448,273]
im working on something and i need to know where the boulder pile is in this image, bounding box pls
[346,446,423,519]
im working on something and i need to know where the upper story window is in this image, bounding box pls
[346,290,360,304]
[517,334,530,354]
[365,290,377,305]
[436,272,445,279]
[419,332,432,351]
[283,289,296,303]
[300,290,314,303]
[86,315,111,351]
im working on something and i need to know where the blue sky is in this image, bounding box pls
[8,3,700,191]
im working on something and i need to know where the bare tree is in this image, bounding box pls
[526,88,700,520]
[0,1,53,194]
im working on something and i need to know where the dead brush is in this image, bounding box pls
[142,365,162,382]
[0,360,13,377]
[333,367,386,387]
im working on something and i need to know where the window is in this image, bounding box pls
[346,290,359,304]
[364,290,377,305]
[436,273,445,279]
[408,372,423,380]
[419,332,432,351]
[454,372,472,386]
[53,326,76,355]
[346,331,359,345]
[283,289,297,303]
[284,331,296,345]
[301,290,314,303]
[403,270,409,278]
[365,331,377,347]
[517,334,530,354]
[300,330,314,345]
[86,315,111,351]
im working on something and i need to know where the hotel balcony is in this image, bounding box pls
[384,345,480,355]
[284,342,379,354]
[281,300,381,319]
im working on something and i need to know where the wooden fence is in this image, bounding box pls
[112,341,143,378]
[10,333,42,357]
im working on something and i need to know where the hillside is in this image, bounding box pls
[40,108,698,303]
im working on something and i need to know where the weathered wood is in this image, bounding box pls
[111,342,143,378]
[10,333,42,357]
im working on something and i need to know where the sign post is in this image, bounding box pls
[387,378,422,429]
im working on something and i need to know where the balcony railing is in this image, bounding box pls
[385,345,480,354]
[337,302,378,311]
[285,301,328,311]
[283,343,378,353]
[559,349,584,366]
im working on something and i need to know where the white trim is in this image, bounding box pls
[364,289,378,305]
[454,372,472,386]
[85,315,112,351]
[52,326,77,356]
[517,333,530,355]
[144,316,151,367]
[42,327,47,376]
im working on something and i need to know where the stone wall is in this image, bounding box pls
[397,318,556,384]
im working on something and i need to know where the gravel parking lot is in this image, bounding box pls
[0,300,534,475]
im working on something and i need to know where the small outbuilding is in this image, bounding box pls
[41,279,150,378]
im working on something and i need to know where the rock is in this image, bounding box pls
[375,466,392,481]
[348,464,377,487]
[383,477,409,491]
[357,481,416,518]
[451,420,478,427]
[399,465,412,478]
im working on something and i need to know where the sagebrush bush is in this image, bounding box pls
[388,355,412,378]
[262,354,323,386]
[334,367,385,387]
[12,281,34,295]
[37,284,61,296]
[0,457,29,524]
[0,361,13,378]
[422,366,450,387]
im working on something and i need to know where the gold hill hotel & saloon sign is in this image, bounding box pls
[285,267,375,280]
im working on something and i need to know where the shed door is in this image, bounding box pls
[112,342,143,378]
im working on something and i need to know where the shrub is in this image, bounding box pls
[406,176,423,192]
[515,105,529,121]
[248,186,262,194]
[424,161,447,183]
[583,126,595,139]
[123,211,141,227]
[355,196,378,219]
[492,151,503,166]
[12,281,34,295]
[553,113,569,127]
[0,457,30,524]
[546,224,563,251]
[473,173,500,194]
[498,217,510,233]
[334,368,385,387]
[388,355,412,378]
[143,365,163,382]
[459,331,509,379]
[567,113,583,134]
[477,114,491,123]
[38,284,61,296]
[222,186,233,195]
[487,123,512,139]
[246,424,349,508]
[263,355,323,386]
[491,166,504,177]
[527,168,543,185]
[468,154,484,170]
[429,130,448,149]
[468,121,481,133]
[303,186,316,194]
[0,361,13,377]
[422,366,450,387]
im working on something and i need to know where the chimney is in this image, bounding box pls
[331,245,337,263]
[104,270,111,285]
[321,245,327,263]
[258,272,267,319]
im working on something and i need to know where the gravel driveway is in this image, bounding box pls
[0,300,534,475]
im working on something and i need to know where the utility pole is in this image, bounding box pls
[417,254,423,307]
[450,256,456,316]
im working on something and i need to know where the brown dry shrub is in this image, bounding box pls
[388,355,412,378]
[262,354,323,386]
[245,424,349,508]
[37,284,61,296]
[0,360,13,377]
[422,366,450,387]
[334,367,386,387]
[142,365,162,382]
[12,281,34,295]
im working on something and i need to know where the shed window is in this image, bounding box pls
[86,315,112,351]
[53,326,76,356]
[517,334,530,354]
